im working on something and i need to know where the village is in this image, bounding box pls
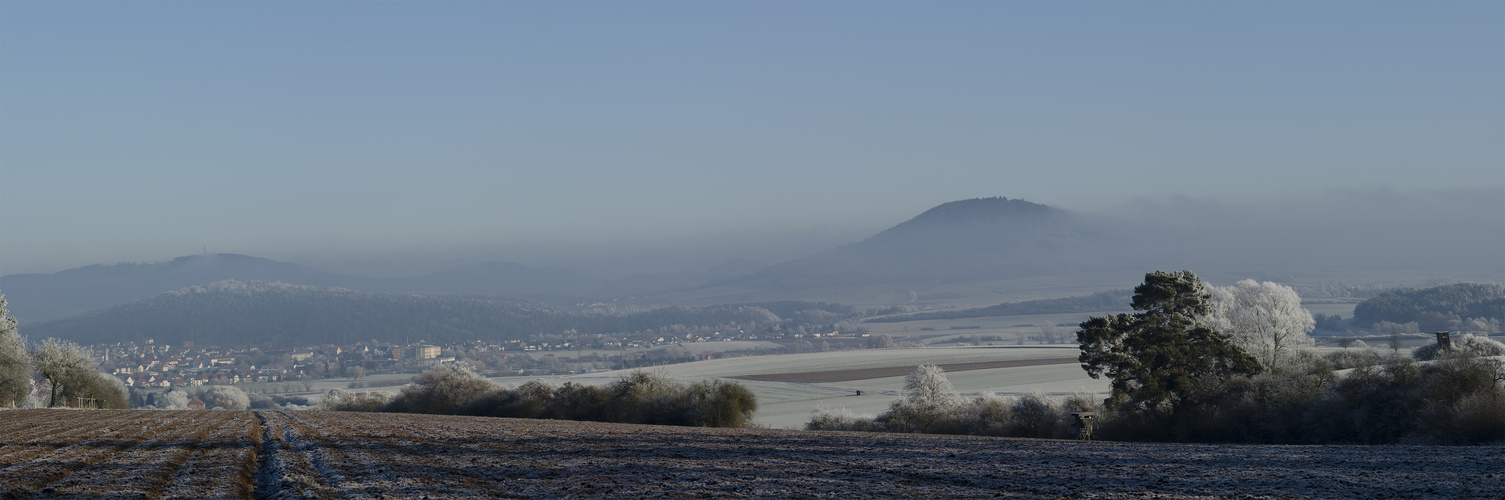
[85,325,865,395]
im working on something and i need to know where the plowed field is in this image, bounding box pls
[1,409,1500,499]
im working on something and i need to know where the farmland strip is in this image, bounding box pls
[0,411,197,496]
[144,411,259,500]
[279,411,516,497]
[42,411,235,498]
[252,411,340,500]
[730,357,1079,383]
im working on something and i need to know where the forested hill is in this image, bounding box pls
[1351,283,1505,332]
[864,289,1133,323]
[23,281,857,348]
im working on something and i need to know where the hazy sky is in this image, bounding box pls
[2,2,1501,278]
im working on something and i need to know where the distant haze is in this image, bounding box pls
[2,2,1501,278]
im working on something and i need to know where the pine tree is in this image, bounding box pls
[1077,271,1262,416]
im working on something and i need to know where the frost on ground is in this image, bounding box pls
[1,409,1501,499]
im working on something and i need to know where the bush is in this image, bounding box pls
[685,379,759,427]
[1413,334,1505,361]
[382,365,499,414]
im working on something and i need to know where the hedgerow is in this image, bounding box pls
[337,366,758,428]
[809,357,1505,445]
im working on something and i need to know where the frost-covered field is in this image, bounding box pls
[0,410,258,498]
[508,346,1108,429]
[1,410,1500,499]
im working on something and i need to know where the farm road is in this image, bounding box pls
[730,357,1080,383]
[1,409,1501,499]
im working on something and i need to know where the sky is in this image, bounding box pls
[2,1,1502,278]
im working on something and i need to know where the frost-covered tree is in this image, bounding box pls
[877,364,964,432]
[32,338,98,407]
[158,389,190,409]
[1206,280,1316,369]
[1038,323,1072,344]
[199,385,251,410]
[0,293,31,407]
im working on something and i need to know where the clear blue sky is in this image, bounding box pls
[2,1,1501,277]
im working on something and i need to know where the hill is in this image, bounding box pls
[0,254,346,323]
[20,280,857,347]
[1,254,769,324]
[736,197,1116,289]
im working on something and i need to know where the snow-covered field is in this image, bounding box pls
[2,409,1500,498]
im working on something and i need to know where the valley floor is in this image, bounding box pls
[1,409,1501,499]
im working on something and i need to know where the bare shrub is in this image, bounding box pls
[1445,390,1505,444]
[321,389,390,411]
[950,393,1012,436]
[1008,393,1065,438]
[462,380,558,419]
[806,404,879,431]
[1325,349,1382,370]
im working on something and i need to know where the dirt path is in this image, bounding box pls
[730,357,1081,383]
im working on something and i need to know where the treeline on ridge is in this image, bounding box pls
[23,281,861,348]
[864,289,1131,323]
[1352,283,1505,333]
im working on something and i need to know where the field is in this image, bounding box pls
[487,346,1110,429]
[1,409,1501,499]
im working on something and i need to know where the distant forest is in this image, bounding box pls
[864,289,1132,323]
[22,281,860,348]
[1351,283,1505,332]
